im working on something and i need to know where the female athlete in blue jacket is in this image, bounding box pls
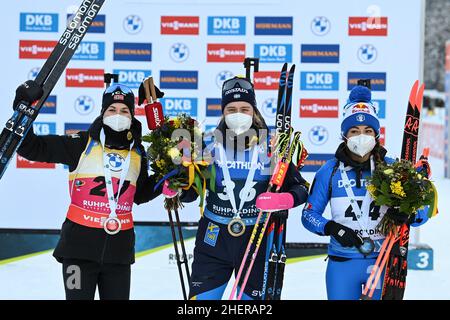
[302,85,429,300]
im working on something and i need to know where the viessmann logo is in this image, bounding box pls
[207,44,246,62]
[299,99,339,118]
[66,69,105,88]
[348,17,388,36]
[161,16,199,35]
[253,71,281,90]
[19,40,57,59]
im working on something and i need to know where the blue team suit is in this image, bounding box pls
[302,147,429,300]
[182,141,309,300]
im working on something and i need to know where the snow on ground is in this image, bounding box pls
[0,178,448,300]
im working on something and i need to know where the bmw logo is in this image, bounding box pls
[262,98,277,118]
[28,67,41,80]
[123,15,143,34]
[108,153,125,172]
[216,71,234,88]
[170,43,189,62]
[308,125,329,145]
[311,16,331,36]
[358,44,377,64]
[74,96,95,115]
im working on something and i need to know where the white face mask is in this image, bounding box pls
[225,113,253,135]
[103,114,131,132]
[346,134,376,157]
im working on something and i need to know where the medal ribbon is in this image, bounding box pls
[217,143,260,220]
[339,157,375,238]
[100,130,134,220]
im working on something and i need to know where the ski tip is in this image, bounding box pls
[409,80,419,106]
[423,147,430,158]
[415,83,425,112]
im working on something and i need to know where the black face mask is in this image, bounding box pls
[102,124,132,149]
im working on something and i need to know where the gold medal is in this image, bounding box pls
[227,218,246,237]
[127,131,133,141]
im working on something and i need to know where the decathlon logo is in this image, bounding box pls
[123,15,143,34]
[28,67,41,80]
[358,44,377,64]
[311,16,330,36]
[262,98,277,118]
[216,71,234,88]
[170,43,189,62]
[308,126,328,145]
[74,96,95,115]
[107,153,125,172]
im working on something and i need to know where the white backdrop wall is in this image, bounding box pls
[0,0,424,243]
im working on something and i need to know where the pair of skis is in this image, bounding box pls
[229,63,305,300]
[263,63,297,301]
[361,80,425,300]
[0,0,105,181]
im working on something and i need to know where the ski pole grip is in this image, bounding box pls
[270,160,288,188]
[149,77,158,101]
[143,77,152,104]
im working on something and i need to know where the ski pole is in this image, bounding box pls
[368,234,397,298]
[228,209,266,300]
[167,208,189,300]
[174,207,191,283]
[361,233,391,299]
[361,227,399,299]
[237,210,274,300]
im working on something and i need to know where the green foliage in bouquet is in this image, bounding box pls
[367,159,435,236]
[142,113,209,211]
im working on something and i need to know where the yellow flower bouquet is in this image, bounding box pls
[143,113,209,211]
[367,160,436,236]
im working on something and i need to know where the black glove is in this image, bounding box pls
[324,221,364,248]
[385,207,411,225]
[138,82,164,105]
[13,80,44,110]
